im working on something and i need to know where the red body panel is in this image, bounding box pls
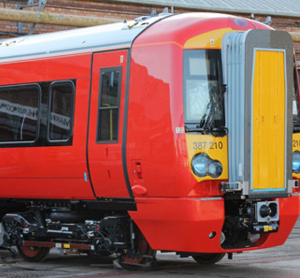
[126,43,191,197]
[129,195,299,253]
[0,55,95,199]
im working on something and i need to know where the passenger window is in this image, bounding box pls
[48,81,74,142]
[97,68,121,142]
[0,84,40,143]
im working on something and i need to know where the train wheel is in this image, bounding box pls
[192,253,225,265]
[118,228,156,270]
[17,246,50,262]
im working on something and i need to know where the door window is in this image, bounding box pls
[97,68,122,142]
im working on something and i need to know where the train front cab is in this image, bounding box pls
[127,14,300,262]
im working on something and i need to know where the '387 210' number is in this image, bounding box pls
[193,141,223,150]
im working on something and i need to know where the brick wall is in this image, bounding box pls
[0,0,299,56]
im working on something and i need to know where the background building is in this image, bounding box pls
[0,0,299,60]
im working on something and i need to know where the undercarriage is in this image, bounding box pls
[0,201,155,269]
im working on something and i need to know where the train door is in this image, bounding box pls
[87,50,130,198]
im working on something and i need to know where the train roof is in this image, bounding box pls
[0,13,169,62]
[0,12,268,63]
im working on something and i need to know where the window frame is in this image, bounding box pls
[96,67,122,143]
[46,80,75,144]
[0,83,41,146]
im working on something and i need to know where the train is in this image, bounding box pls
[0,11,299,269]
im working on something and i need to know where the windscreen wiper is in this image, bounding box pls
[185,125,228,136]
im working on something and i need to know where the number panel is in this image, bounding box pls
[186,134,228,182]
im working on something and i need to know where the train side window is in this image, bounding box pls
[0,84,40,144]
[47,81,75,142]
[97,68,122,142]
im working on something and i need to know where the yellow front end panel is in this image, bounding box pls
[252,50,285,191]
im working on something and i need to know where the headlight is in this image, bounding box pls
[191,153,223,178]
[293,151,300,174]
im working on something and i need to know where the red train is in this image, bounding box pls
[0,12,299,269]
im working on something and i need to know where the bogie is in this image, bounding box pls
[1,203,157,267]
[117,227,156,270]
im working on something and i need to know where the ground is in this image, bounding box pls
[0,218,300,278]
